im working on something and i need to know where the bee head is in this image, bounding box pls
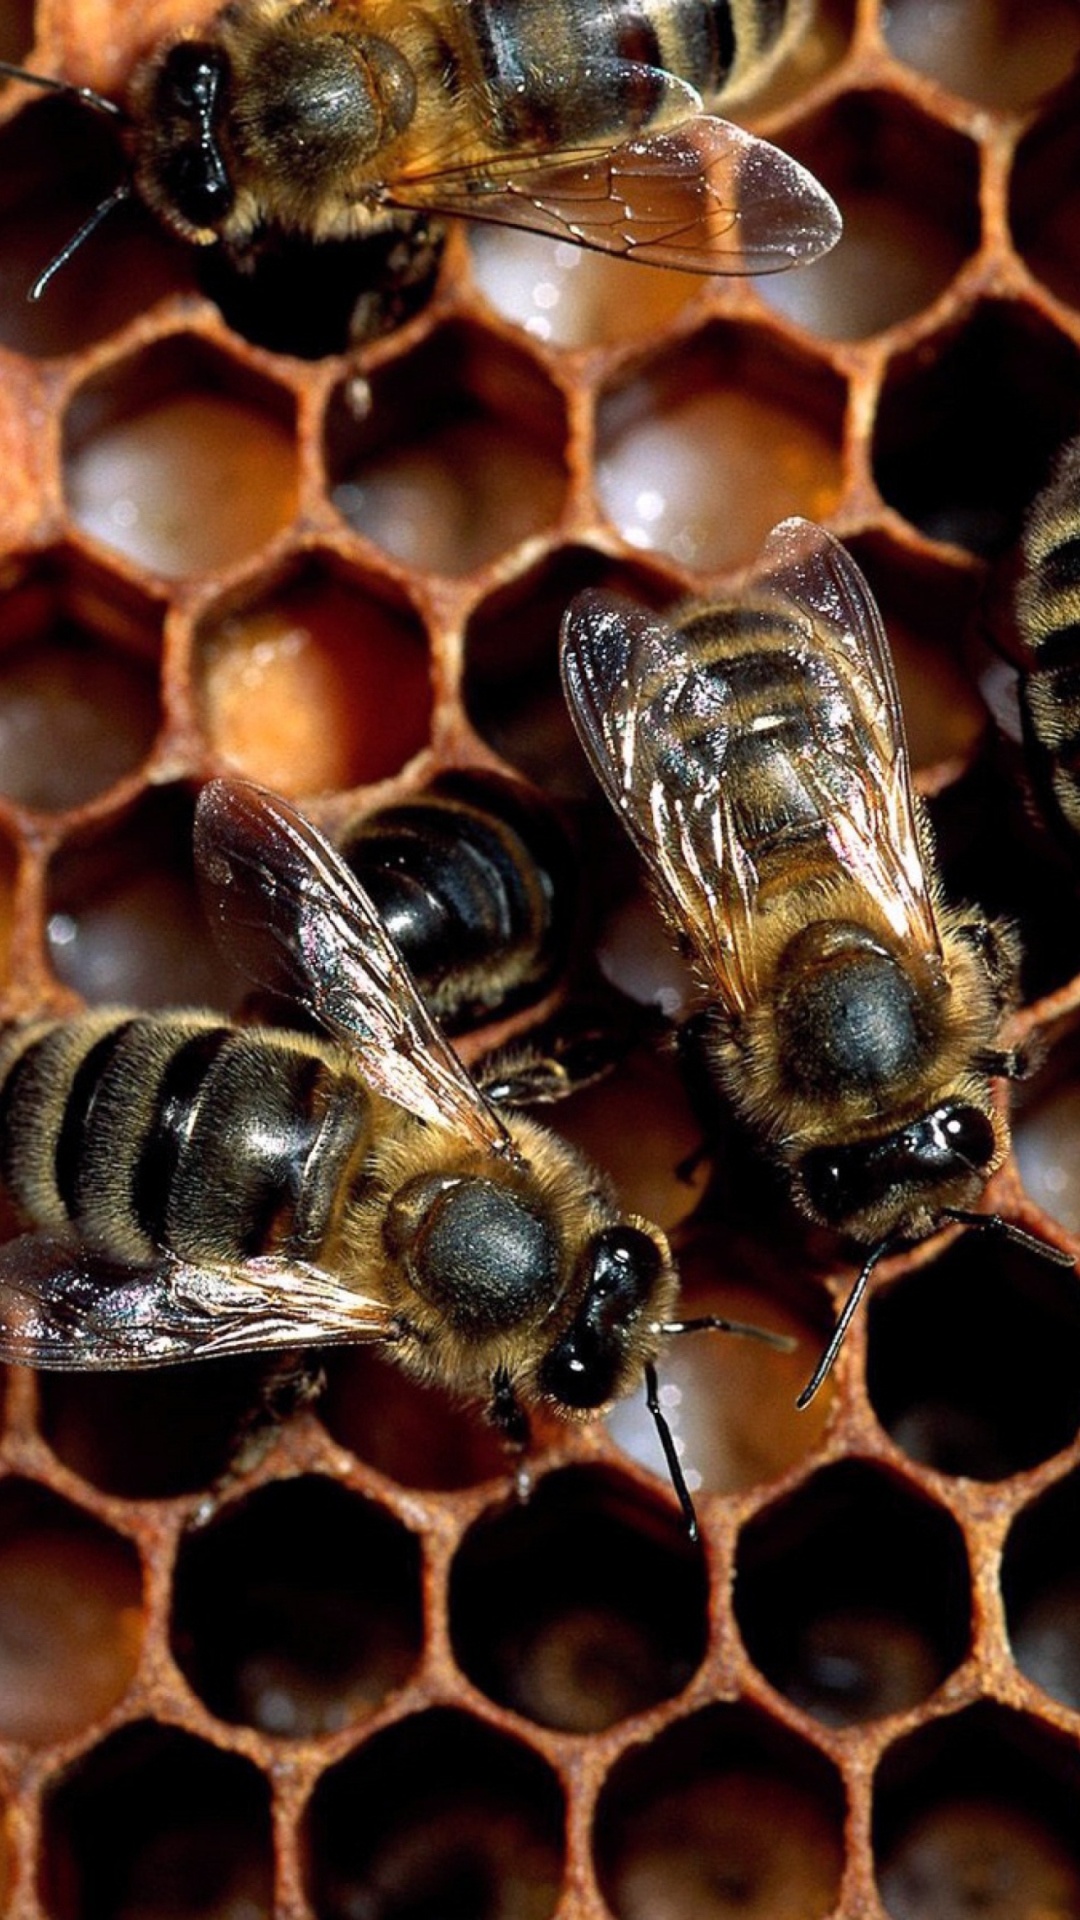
[135,39,236,239]
[537,1224,674,1413]
[798,1100,1002,1242]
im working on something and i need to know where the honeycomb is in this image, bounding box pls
[2,2,1080,1916]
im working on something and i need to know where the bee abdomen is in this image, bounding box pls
[0,1012,368,1267]
[1019,437,1080,834]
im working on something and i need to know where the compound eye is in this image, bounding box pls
[588,1224,664,1313]
[167,149,234,226]
[538,1332,618,1412]
[163,42,226,113]
[937,1106,996,1172]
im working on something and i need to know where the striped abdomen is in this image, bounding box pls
[461,0,803,147]
[1019,435,1080,837]
[0,1013,370,1267]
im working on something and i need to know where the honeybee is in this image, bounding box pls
[336,769,574,1032]
[0,778,786,1531]
[1016,433,1080,845]
[0,0,840,308]
[560,517,1073,1405]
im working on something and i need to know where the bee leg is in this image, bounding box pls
[488,1364,531,1450]
[956,915,1021,1005]
[347,214,447,344]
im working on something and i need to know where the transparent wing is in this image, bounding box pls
[0,1234,395,1369]
[560,519,941,1020]
[753,517,941,957]
[195,779,513,1158]
[391,115,841,274]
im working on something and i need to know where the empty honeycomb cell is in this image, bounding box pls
[42,1721,274,1920]
[760,94,978,343]
[0,556,160,810]
[170,1474,422,1738]
[325,322,568,576]
[0,1478,141,1744]
[734,1460,970,1727]
[842,535,987,773]
[448,1467,707,1735]
[1014,1038,1080,1235]
[606,1228,829,1502]
[194,562,432,797]
[0,97,191,360]
[1001,1466,1080,1712]
[873,1703,1080,1920]
[463,546,674,799]
[46,785,244,1008]
[37,1358,286,1500]
[872,301,1080,559]
[867,1237,1080,1481]
[1011,99,1080,316]
[596,325,845,570]
[593,1703,845,1920]
[306,1709,565,1920]
[468,231,701,350]
[62,336,299,578]
[319,1346,512,1493]
[881,0,1080,110]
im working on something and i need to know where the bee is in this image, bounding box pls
[1016,433,1080,847]
[0,0,840,309]
[0,778,786,1532]
[560,516,1073,1406]
[335,769,575,1033]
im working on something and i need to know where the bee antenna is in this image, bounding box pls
[938,1208,1076,1268]
[658,1312,796,1354]
[644,1360,699,1543]
[0,59,125,120]
[27,180,132,302]
[796,1232,905,1411]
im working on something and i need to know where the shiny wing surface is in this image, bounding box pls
[0,1235,395,1368]
[195,779,513,1157]
[391,115,841,274]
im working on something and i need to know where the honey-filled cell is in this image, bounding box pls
[759,96,978,343]
[468,230,701,351]
[62,336,299,579]
[319,1346,511,1493]
[195,563,432,796]
[596,325,845,571]
[882,0,1080,110]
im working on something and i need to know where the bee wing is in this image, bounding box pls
[391,114,840,274]
[0,1234,395,1369]
[195,779,513,1158]
[560,590,765,1014]
[753,516,942,957]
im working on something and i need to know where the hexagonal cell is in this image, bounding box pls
[0,555,161,811]
[37,1358,284,1500]
[194,562,432,796]
[0,97,191,359]
[46,785,243,1008]
[468,230,701,350]
[760,94,977,342]
[882,0,1080,109]
[0,0,32,63]
[41,1722,273,1920]
[449,1468,707,1734]
[594,1703,845,1920]
[596,326,845,570]
[867,1237,1080,1481]
[0,1479,142,1744]
[606,1228,829,1502]
[306,1710,565,1920]
[63,336,299,579]
[734,1461,970,1727]
[545,1042,712,1234]
[1011,94,1080,314]
[171,1474,422,1737]
[325,323,568,575]
[319,1346,510,1492]
[1014,1034,1080,1237]
[463,546,674,798]
[873,302,1080,559]
[873,1704,1080,1919]
[1003,1466,1080,1713]
[843,534,987,772]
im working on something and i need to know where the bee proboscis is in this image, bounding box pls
[0,0,840,308]
[560,516,1074,1404]
[0,777,788,1534]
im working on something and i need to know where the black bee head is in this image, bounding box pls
[799,1102,999,1235]
[538,1225,669,1412]
[139,40,236,235]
